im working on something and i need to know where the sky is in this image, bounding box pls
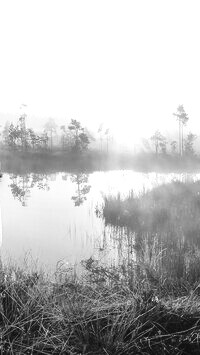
[0,0,200,146]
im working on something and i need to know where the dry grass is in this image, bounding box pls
[1,181,200,353]
[0,260,200,354]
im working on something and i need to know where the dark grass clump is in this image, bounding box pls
[99,180,200,284]
[0,260,200,354]
[102,180,200,236]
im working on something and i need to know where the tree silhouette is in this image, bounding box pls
[19,114,28,150]
[170,140,177,154]
[68,119,90,153]
[173,105,189,156]
[150,131,166,155]
[184,132,197,156]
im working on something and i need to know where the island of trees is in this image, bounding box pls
[0,105,200,172]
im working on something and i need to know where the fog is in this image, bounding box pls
[1,0,200,147]
[2,3,200,352]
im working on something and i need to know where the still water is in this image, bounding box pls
[0,170,199,271]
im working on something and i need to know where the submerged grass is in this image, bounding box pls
[0,260,200,354]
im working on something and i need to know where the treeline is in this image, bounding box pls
[0,104,199,158]
[148,105,197,157]
[150,130,197,157]
[1,116,91,153]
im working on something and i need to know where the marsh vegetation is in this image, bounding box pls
[101,180,200,284]
[1,108,200,353]
[1,252,200,354]
[1,172,200,353]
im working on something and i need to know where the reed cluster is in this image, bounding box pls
[0,259,200,354]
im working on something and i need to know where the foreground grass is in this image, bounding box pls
[0,260,200,354]
[2,180,200,353]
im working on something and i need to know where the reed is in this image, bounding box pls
[0,258,200,354]
[100,181,200,284]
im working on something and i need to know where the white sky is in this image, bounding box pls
[0,0,200,145]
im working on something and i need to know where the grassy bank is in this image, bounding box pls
[2,164,200,353]
[1,260,200,354]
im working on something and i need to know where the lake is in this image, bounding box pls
[0,169,200,272]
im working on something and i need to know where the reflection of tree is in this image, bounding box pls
[70,173,91,206]
[62,174,68,181]
[31,174,50,191]
[9,173,50,206]
[10,175,31,206]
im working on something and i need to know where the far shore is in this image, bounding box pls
[1,148,200,174]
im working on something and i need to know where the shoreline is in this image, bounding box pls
[1,149,200,174]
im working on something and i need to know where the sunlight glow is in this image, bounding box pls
[0,0,199,144]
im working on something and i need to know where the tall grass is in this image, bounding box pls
[2,180,200,352]
[1,259,200,354]
[100,180,200,285]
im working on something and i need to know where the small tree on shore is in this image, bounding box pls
[170,140,177,154]
[7,123,21,149]
[68,119,90,153]
[19,114,28,150]
[150,131,167,155]
[28,129,38,149]
[184,132,197,156]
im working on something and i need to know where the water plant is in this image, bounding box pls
[99,180,200,285]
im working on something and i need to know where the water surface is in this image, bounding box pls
[0,170,199,271]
